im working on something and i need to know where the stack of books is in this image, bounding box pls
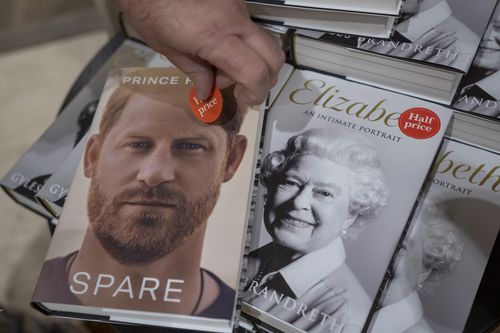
[2,2,500,333]
[245,0,402,38]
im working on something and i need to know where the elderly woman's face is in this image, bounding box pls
[264,154,352,254]
[473,10,500,71]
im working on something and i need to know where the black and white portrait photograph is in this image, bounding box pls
[454,3,500,117]
[358,0,497,71]
[244,128,391,333]
[371,197,500,333]
[242,67,452,333]
[370,138,500,333]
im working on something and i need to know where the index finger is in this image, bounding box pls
[199,34,283,105]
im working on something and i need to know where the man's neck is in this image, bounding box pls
[67,226,207,314]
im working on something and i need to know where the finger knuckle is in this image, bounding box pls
[249,61,269,84]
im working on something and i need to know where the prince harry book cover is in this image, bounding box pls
[31,67,264,333]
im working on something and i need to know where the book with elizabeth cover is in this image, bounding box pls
[292,0,498,104]
[241,68,453,333]
[31,67,264,333]
[368,126,500,332]
[0,39,171,218]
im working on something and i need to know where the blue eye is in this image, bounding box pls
[174,142,204,150]
[128,141,151,150]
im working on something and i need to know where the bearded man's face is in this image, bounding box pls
[84,93,230,265]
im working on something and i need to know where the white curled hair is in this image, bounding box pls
[415,201,464,292]
[260,128,390,238]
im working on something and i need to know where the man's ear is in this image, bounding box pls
[83,134,102,179]
[222,135,247,182]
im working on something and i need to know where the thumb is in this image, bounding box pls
[161,46,215,100]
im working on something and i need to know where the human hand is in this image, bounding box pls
[115,0,285,106]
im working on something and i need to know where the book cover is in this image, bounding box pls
[241,68,453,333]
[31,67,263,333]
[453,3,500,119]
[368,137,500,333]
[0,39,171,218]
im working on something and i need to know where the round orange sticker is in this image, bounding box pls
[189,87,223,124]
[398,107,441,139]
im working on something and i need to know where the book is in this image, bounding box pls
[292,0,498,104]
[249,0,402,16]
[453,3,500,119]
[368,112,500,333]
[31,67,264,333]
[245,0,400,39]
[0,39,171,218]
[241,68,453,333]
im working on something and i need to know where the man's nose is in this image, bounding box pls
[136,149,175,187]
[291,187,312,209]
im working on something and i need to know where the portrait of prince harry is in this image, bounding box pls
[32,67,258,321]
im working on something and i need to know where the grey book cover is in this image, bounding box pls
[453,3,500,119]
[242,68,453,333]
[369,137,500,333]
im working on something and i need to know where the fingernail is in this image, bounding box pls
[196,89,209,101]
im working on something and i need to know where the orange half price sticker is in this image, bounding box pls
[189,87,223,124]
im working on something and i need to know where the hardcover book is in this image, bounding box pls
[0,39,171,218]
[249,0,402,15]
[292,0,498,104]
[453,3,500,119]
[369,130,500,332]
[31,67,264,333]
[241,68,453,333]
[245,0,401,39]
